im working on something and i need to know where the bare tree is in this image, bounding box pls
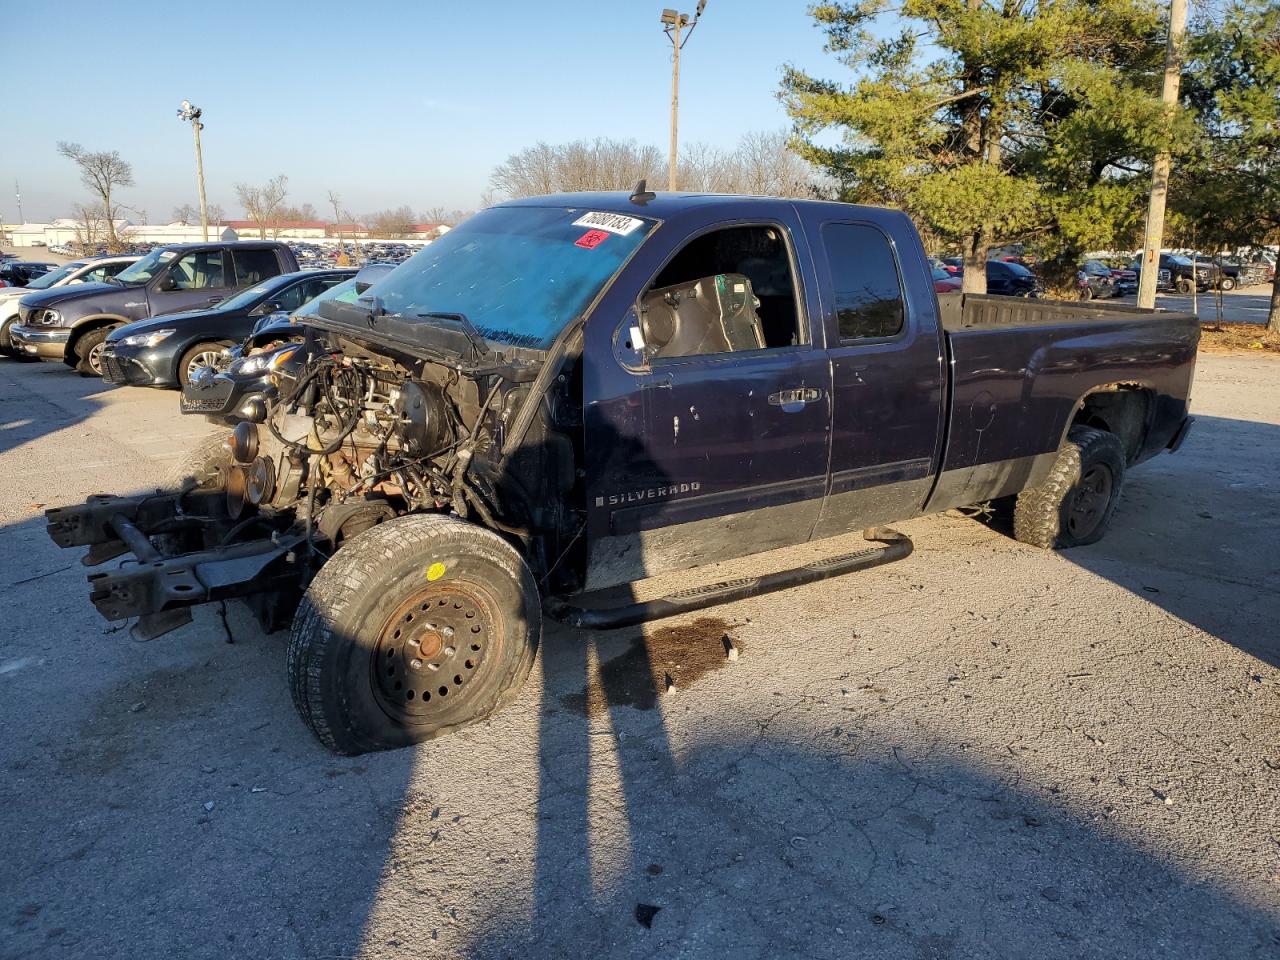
[235,175,289,239]
[366,206,417,239]
[727,130,815,198]
[678,142,735,192]
[70,202,103,252]
[57,142,134,245]
[490,138,661,198]
[419,206,471,227]
[173,202,226,225]
[277,202,319,223]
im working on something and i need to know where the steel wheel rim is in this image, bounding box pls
[88,340,106,375]
[187,351,222,381]
[1067,464,1113,538]
[371,580,500,723]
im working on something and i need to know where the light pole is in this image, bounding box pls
[1136,0,1188,310]
[177,100,210,241]
[661,1,707,192]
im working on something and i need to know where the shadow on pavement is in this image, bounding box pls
[459,620,1280,957]
[1067,414,1279,670]
[0,358,114,459]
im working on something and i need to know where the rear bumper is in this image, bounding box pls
[9,324,69,359]
[1166,416,1194,454]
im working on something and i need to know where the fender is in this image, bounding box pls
[1057,380,1156,457]
[64,315,131,362]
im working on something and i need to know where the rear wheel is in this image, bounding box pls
[1219,276,1235,292]
[287,513,540,755]
[179,341,229,386]
[1013,426,1126,549]
[74,326,116,377]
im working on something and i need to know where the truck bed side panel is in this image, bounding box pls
[925,298,1198,513]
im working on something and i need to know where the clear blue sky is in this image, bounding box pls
[6,0,842,223]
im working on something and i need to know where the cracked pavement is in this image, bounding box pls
[0,352,1277,959]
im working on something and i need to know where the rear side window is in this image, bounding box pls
[233,249,280,285]
[821,223,904,341]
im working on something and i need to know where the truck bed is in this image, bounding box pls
[924,293,1200,515]
[935,292,1185,331]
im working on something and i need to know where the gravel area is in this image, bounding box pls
[0,353,1276,959]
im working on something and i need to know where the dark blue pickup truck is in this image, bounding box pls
[44,191,1198,754]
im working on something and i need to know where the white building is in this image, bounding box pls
[124,222,238,243]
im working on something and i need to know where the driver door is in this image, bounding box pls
[585,219,831,589]
[148,250,234,313]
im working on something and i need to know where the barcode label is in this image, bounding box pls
[572,211,645,236]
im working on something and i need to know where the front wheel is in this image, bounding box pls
[1013,426,1126,549]
[74,326,116,377]
[179,341,229,386]
[287,513,540,754]
[1175,277,1193,294]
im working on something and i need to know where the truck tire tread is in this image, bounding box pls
[1012,426,1125,549]
[286,513,539,755]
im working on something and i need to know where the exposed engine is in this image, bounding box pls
[217,335,582,592]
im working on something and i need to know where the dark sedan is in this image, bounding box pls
[986,259,1039,296]
[180,264,394,424]
[99,269,354,388]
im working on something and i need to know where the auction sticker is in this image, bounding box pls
[575,229,610,249]
[572,211,645,236]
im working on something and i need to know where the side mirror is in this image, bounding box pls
[157,274,177,292]
[257,301,281,315]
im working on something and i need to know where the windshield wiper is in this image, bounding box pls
[416,311,490,359]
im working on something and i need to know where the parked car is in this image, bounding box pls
[931,266,962,293]
[1133,253,1215,293]
[1078,260,1117,301]
[99,268,354,388]
[0,260,57,288]
[986,259,1039,296]
[0,256,139,354]
[45,192,1198,754]
[180,264,394,424]
[8,241,301,376]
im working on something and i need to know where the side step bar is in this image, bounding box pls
[545,527,912,630]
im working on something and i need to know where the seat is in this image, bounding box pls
[639,273,765,360]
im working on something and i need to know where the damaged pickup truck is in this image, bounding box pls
[44,191,1199,754]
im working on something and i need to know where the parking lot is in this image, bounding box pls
[0,350,1277,958]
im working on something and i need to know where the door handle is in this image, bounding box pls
[206,297,222,303]
[642,373,673,390]
[768,387,820,412]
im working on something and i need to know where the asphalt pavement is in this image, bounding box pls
[0,352,1277,959]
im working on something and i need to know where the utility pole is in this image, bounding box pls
[661,2,707,192]
[177,100,209,241]
[14,181,23,224]
[1136,0,1189,310]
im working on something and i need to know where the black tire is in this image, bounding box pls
[74,326,115,376]
[1013,426,1125,549]
[287,513,540,754]
[166,431,233,487]
[1175,277,1193,294]
[1219,276,1235,292]
[0,315,17,354]
[1079,286,1093,302]
[178,341,229,387]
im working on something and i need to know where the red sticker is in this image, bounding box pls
[575,229,610,249]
